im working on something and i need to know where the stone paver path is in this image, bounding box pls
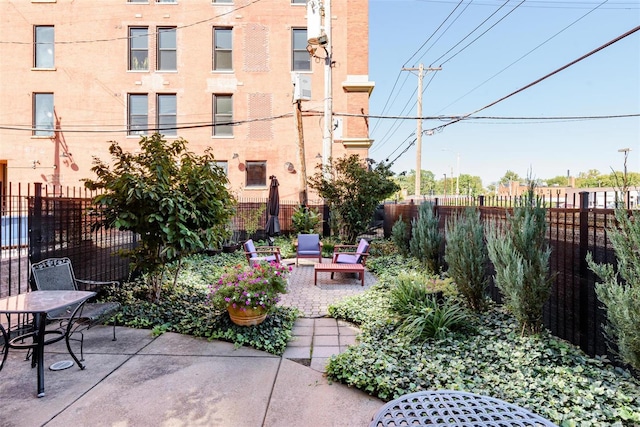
[278,258,376,372]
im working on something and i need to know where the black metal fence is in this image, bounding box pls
[1,183,137,299]
[0,186,324,299]
[382,192,623,360]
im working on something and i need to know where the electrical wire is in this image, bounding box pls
[436,0,611,113]
[425,24,640,134]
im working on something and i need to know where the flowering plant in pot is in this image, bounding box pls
[208,261,291,325]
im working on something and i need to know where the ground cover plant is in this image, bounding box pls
[112,252,298,355]
[326,254,640,426]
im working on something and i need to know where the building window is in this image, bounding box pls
[129,27,149,71]
[33,93,54,137]
[157,94,177,136]
[291,0,306,3]
[213,94,233,136]
[128,94,148,136]
[246,161,266,187]
[127,0,147,2]
[212,0,232,3]
[292,28,310,71]
[34,26,54,68]
[157,27,177,71]
[156,0,177,3]
[214,161,228,176]
[213,27,232,71]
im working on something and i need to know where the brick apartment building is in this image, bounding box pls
[0,0,374,201]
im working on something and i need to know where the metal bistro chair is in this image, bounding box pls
[243,239,281,267]
[30,257,121,361]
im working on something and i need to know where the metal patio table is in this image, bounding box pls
[369,390,557,426]
[0,290,96,397]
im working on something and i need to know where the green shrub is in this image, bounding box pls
[444,208,488,312]
[389,273,468,342]
[588,207,640,371]
[291,205,322,234]
[391,215,411,257]
[486,190,552,335]
[409,203,442,273]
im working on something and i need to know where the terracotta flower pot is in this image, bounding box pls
[227,305,267,326]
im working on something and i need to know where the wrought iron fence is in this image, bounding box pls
[382,191,623,360]
[0,183,137,299]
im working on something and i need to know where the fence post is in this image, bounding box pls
[29,183,43,271]
[578,191,589,352]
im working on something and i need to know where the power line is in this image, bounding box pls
[435,0,611,113]
[424,24,640,136]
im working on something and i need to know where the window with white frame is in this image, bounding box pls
[128,94,148,136]
[291,0,306,3]
[127,0,147,3]
[34,26,54,68]
[214,161,228,176]
[246,161,267,187]
[213,27,232,71]
[157,27,177,71]
[157,94,177,136]
[213,94,233,136]
[212,0,232,3]
[129,27,149,71]
[33,93,54,136]
[292,28,310,71]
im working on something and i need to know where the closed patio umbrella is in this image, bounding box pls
[265,175,281,245]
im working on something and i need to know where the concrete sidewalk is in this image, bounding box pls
[1,327,382,426]
[0,259,383,426]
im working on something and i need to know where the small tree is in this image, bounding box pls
[486,183,552,335]
[445,208,488,312]
[391,215,411,257]
[409,202,442,274]
[84,133,236,302]
[308,154,399,242]
[587,207,640,371]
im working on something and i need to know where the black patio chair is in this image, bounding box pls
[30,257,121,361]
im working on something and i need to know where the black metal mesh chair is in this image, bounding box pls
[30,257,121,361]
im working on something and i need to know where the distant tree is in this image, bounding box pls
[499,170,522,186]
[545,176,570,187]
[394,169,437,196]
[457,174,484,197]
[84,133,236,302]
[309,154,399,242]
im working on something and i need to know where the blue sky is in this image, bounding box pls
[366,0,640,187]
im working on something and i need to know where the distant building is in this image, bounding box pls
[0,0,374,200]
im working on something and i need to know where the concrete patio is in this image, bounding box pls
[0,258,383,426]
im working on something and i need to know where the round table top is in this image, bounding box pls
[369,390,557,427]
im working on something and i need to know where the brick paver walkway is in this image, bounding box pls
[278,258,376,372]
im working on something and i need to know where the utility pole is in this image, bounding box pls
[322,0,332,179]
[402,64,441,197]
[295,99,308,206]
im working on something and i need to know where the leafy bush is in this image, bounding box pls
[444,208,488,312]
[391,215,411,257]
[389,274,469,342]
[291,205,321,235]
[409,202,442,273]
[84,134,236,302]
[588,207,640,371]
[486,192,552,335]
[308,154,399,242]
